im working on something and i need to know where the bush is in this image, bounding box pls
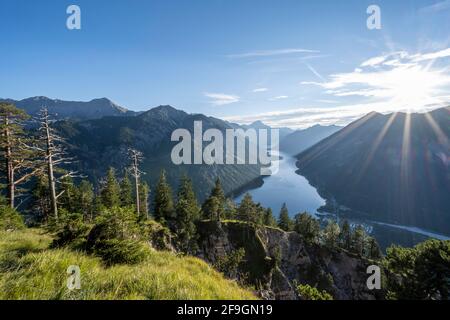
[51,212,91,249]
[86,207,149,265]
[93,239,149,265]
[297,284,333,300]
[0,205,24,231]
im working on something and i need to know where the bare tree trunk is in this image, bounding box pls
[134,166,141,215]
[43,112,58,220]
[129,149,144,218]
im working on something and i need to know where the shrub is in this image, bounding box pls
[86,207,149,265]
[297,284,333,300]
[51,212,91,249]
[0,205,24,231]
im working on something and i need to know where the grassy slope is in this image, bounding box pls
[0,229,256,300]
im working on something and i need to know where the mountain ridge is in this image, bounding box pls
[296,107,450,234]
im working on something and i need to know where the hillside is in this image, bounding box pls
[55,105,262,200]
[296,107,450,235]
[0,96,134,121]
[279,125,342,156]
[0,229,256,300]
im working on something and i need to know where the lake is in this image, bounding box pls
[235,152,450,250]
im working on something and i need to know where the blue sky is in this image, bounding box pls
[1,0,450,128]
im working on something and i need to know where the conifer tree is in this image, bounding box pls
[352,225,367,256]
[263,208,277,227]
[100,167,121,208]
[237,193,257,223]
[120,173,134,207]
[153,170,174,224]
[175,176,199,253]
[339,220,352,250]
[277,203,293,231]
[294,212,320,243]
[175,199,198,254]
[59,176,78,213]
[223,198,237,220]
[322,220,341,249]
[77,180,94,220]
[202,178,226,220]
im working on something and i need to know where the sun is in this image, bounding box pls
[386,65,446,112]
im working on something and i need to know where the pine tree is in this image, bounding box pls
[322,220,341,249]
[203,196,220,221]
[294,212,320,244]
[352,225,367,256]
[175,175,199,253]
[175,199,198,254]
[100,167,121,208]
[237,193,257,223]
[177,175,200,220]
[153,170,174,224]
[202,178,226,220]
[77,180,94,220]
[263,208,277,227]
[223,198,237,220]
[120,173,134,207]
[211,178,225,216]
[339,220,352,250]
[277,203,293,231]
[31,174,51,221]
[59,176,78,213]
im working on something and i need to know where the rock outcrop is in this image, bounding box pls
[197,221,384,300]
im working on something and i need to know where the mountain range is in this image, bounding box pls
[280,124,342,156]
[296,107,450,235]
[0,96,134,120]
[54,104,262,200]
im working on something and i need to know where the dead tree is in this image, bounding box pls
[0,103,41,208]
[128,148,144,216]
[37,108,79,220]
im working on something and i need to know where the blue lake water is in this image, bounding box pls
[235,152,450,250]
[235,152,325,216]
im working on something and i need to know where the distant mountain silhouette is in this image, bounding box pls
[280,125,342,156]
[0,96,134,120]
[296,107,450,235]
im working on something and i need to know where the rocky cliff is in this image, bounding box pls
[197,221,384,300]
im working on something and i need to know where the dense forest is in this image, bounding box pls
[0,102,449,300]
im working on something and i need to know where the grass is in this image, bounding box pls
[0,229,256,300]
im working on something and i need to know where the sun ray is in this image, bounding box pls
[298,111,379,166]
[400,112,412,217]
[356,112,398,182]
[424,112,449,147]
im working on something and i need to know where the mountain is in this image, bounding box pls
[0,96,134,120]
[279,125,342,156]
[296,107,450,235]
[55,105,263,200]
[229,120,294,143]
